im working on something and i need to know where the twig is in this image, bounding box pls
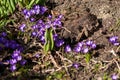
[56,51,72,64]
[104,49,117,57]
[43,64,72,74]
[100,62,113,72]
[116,45,120,52]
[110,49,117,57]
[49,53,60,68]
[114,59,120,73]
[42,51,73,74]
[62,27,71,33]
[44,69,55,73]
[56,51,73,76]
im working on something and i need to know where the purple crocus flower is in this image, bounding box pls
[0,37,7,44]
[48,15,52,19]
[35,9,40,14]
[65,45,72,52]
[30,9,36,15]
[38,30,44,36]
[4,40,10,48]
[73,46,81,53]
[45,24,50,29]
[39,35,45,42]
[20,60,27,65]
[113,42,119,46]
[19,24,26,32]
[12,50,21,59]
[77,42,83,47]
[16,55,22,61]
[34,53,40,58]
[25,11,31,19]
[53,19,62,27]
[55,39,64,47]
[10,64,16,71]
[34,5,40,10]
[9,59,17,65]
[73,63,79,69]
[1,32,7,37]
[86,40,93,46]
[11,44,17,49]
[33,5,41,14]
[38,20,43,24]
[30,17,35,22]
[82,47,89,53]
[32,25,38,29]
[22,9,28,15]
[109,36,118,43]
[9,41,18,49]
[53,34,58,41]
[15,45,24,51]
[111,74,119,80]
[109,36,119,46]
[40,6,47,14]
[32,31,37,37]
[58,14,63,19]
[91,43,96,49]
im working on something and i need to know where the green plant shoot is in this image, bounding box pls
[44,28,54,53]
[85,53,91,64]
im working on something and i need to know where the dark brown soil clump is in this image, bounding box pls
[48,0,120,79]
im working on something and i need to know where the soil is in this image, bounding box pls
[48,0,120,79]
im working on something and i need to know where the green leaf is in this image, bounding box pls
[38,0,46,5]
[0,19,7,28]
[52,71,64,79]
[27,0,36,9]
[103,73,109,80]
[44,28,49,52]
[3,0,7,5]
[44,28,54,53]
[35,0,40,4]
[55,73,63,79]
[9,0,16,12]
[85,53,91,64]
[0,18,14,29]
[7,0,13,13]
[15,0,18,4]
[0,6,3,17]
[49,28,54,50]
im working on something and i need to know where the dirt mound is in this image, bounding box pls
[47,0,120,79]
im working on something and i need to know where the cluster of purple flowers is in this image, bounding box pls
[0,32,23,51]
[109,36,119,46]
[65,40,96,53]
[20,5,63,46]
[9,49,26,71]
[22,5,47,19]
[18,5,98,72]
[0,32,26,72]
